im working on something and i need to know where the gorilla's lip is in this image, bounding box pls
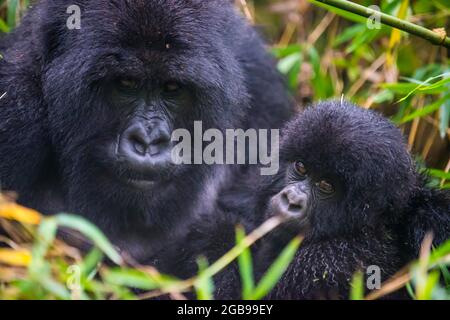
[108,164,175,190]
[114,171,162,190]
[122,177,156,189]
[99,163,156,189]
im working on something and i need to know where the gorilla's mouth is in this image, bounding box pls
[120,175,156,189]
[97,141,177,190]
[111,168,173,190]
[99,156,173,190]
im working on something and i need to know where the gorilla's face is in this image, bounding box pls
[264,101,417,239]
[266,159,343,236]
[40,0,248,225]
[100,74,195,190]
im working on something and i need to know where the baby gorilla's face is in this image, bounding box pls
[268,159,341,231]
[264,100,417,239]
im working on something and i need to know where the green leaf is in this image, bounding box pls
[372,89,395,104]
[54,214,123,265]
[439,98,450,139]
[195,256,214,300]
[40,276,72,300]
[397,73,450,102]
[7,0,18,29]
[380,82,423,94]
[236,226,254,300]
[398,95,447,124]
[271,44,302,58]
[346,29,380,54]
[333,24,366,47]
[29,217,58,276]
[309,46,334,98]
[418,271,441,300]
[102,268,160,291]
[0,18,10,33]
[277,52,302,75]
[249,237,302,300]
[350,271,365,300]
[80,248,104,278]
[429,239,450,264]
[406,282,416,299]
[427,169,450,180]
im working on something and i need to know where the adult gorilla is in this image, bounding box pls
[0,0,292,260]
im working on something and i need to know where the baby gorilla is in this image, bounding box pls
[261,100,450,299]
[159,101,449,300]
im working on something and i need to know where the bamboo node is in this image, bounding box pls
[432,28,447,44]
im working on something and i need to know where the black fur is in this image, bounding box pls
[165,101,449,300]
[263,101,450,299]
[0,0,292,261]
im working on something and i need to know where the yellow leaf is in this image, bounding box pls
[0,248,32,267]
[386,0,409,66]
[0,203,42,225]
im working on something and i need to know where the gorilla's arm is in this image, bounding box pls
[0,4,54,203]
[400,186,450,259]
[0,58,49,199]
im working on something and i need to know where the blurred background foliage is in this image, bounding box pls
[236,0,449,188]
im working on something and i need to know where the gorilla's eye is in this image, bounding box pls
[317,180,335,194]
[163,81,182,94]
[294,161,307,177]
[118,78,138,90]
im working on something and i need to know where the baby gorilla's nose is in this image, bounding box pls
[118,119,171,172]
[281,186,308,215]
[271,185,308,219]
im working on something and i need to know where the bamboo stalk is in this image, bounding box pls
[312,0,450,48]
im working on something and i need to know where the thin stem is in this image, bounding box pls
[312,0,450,49]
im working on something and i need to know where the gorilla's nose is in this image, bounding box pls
[272,185,308,219]
[118,120,171,170]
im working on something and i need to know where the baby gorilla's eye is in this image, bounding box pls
[294,161,307,177]
[163,81,182,94]
[317,180,335,195]
[117,78,138,90]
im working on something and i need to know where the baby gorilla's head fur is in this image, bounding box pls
[265,100,418,239]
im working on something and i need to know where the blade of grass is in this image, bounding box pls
[195,256,214,300]
[249,236,302,300]
[54,214,123,265]
[350,271,365,300]
[236,225,254,300]
[102,267,160,291]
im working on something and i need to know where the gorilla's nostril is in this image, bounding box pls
[133,141,147,155]
[147,130,170,156]
[281,192,290,207]
[288,203,303,214]
[130,134,148,156]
